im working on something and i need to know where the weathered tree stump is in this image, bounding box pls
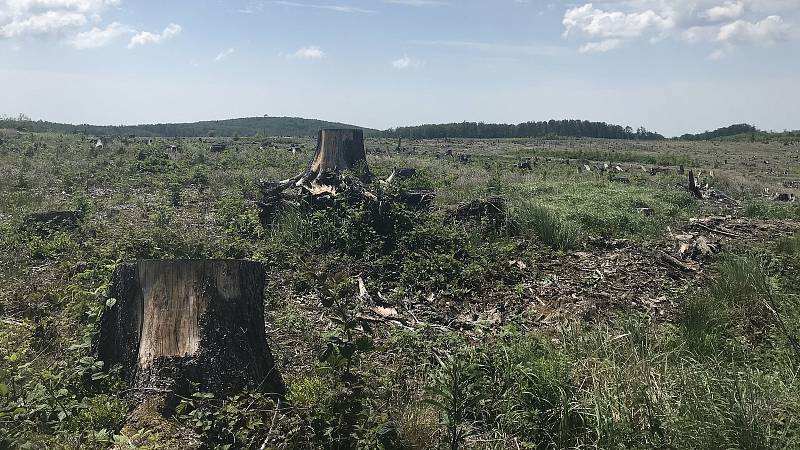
[688,170,703,199]
[300,129,371,192]
[96,260,283,404]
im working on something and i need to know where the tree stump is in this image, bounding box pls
[453,196,507,229]
[96,260,283,404]
[300,129,371,193]
[24,210,84,231]
[688,170,703,199]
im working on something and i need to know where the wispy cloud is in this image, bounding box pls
[215,47,235,61]
[392,55,424,69]
[382,0,448,6]
[290,45,325,59]
[410,39,564,57]
[579,38,622,53]
[68,22,133,49]
[273,1,376,13]
[128,23,182,49]
[237,3,265,14]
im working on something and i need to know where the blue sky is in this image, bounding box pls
[1,0,798,136]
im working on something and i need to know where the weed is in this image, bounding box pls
[423,353,484,450]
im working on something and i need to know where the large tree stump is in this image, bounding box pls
[96,260,283,404]
[299,129,371,193]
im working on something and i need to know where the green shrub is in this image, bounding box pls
[777,233,800,255]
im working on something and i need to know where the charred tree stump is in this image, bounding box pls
[299,128,371,193]
[688,170,703,199]
[96,260,283,405]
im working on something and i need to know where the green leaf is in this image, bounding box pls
[359,319,373,335]
[356,336,374,352]
[319,343,335,362]
[0,383,8,396]
[340,342,357,359]
[175,403,187,415]
[106,297,117,308]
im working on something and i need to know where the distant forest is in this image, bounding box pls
[383,120,664,140]
[678,124,758,141]
[1,115,792,142]
[0,115,372,138]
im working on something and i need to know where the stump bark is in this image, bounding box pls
[96,260,283,403]
[688,170,703,199]
[300,129,371,193]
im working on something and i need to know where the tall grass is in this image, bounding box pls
[511,203,582,250]
[562,316,800,449]
[410,254,800,449]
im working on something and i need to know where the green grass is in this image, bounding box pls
[511,202,582,250]
[744,200,800,220]
[1,132,798,449]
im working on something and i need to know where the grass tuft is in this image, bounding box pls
[511,203,582,250]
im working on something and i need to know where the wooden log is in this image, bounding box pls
[96,260,283,404]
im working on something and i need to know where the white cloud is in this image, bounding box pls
[68,21,131,48]
[215,47,235,61]
[717,15,789,45]
[579,38,622,53]
[0,0,119,38]
[563,4,673,40]
[703,1,745,22]
[392,55,424,68]
[128,23,181,48]
[562,1,798,56]
[392,55,412,68]
[291,45,324,59]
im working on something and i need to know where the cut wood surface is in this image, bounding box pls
[96,260,283,402]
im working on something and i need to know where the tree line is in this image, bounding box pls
[382,120,664,140]
[0,116,369,138]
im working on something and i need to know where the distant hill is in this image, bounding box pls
[678,124,758,141]
[0,116,377,138]
[677,124,800,143]
[382,120,665,140]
